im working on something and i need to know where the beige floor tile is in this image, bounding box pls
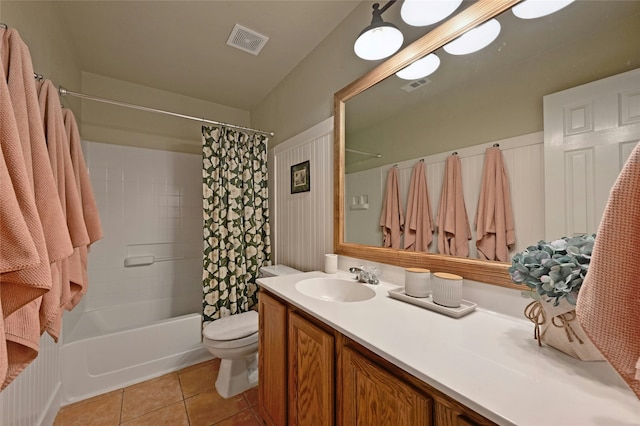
[252,407,265,425]
[242,386,258,407]
[185,389,248,426]
[53,390,122,426]
[121,373,183,423]
[214,407,261,426]
[120,401,189,426]
[178,358,217,375]
[179,358,220,398]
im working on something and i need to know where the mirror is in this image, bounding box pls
[334,0,640,288]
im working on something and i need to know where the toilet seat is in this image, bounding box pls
[203,311,258,349]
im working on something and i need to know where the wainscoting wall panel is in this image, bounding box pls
[346,132,545,258]
[0,334,61,426]
[270,118,334,272]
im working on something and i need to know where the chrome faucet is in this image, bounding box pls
[348,265,380,285]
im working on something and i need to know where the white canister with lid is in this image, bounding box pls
[324,254,338,274]
[432,272,463,308]
[404,268,431,298]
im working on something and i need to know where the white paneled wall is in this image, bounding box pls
[0,334,60,426]
[79,141,202,316]
[270,118,333,271]
[346,132,545,258]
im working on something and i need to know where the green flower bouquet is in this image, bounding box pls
[509,234,595,306]
[508,234,603,361]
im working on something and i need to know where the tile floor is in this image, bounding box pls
[54,359,264,426]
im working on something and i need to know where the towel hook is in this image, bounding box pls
[0,23,7,30]
[452,152,458,155]
[493,143,500,147]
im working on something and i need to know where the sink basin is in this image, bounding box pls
[295,278,376,302]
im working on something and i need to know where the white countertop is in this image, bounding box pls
[257,271,640,426]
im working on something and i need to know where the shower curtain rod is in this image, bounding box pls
[58,86,275,137]
[345,148,381,158]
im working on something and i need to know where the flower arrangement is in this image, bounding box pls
[509,234,595,306]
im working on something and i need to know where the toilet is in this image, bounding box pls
[203,264,301,398]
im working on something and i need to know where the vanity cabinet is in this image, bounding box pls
[258,291,288,426]
[341,347,431,425]
[288,312,334,425]
[258,289,495,426]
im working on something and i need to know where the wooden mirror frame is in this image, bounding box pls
[334,0,521,289]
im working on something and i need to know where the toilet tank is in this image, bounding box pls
[259,264,301,278]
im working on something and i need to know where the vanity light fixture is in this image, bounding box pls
[512,0,576,19]
[354,1,404,61]
[396,53,441,80]
[442,18,501,55]
[401,0,463,27]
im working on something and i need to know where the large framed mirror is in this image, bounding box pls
[334,0,640,288]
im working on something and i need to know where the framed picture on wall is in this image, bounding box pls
[291,160,310,194]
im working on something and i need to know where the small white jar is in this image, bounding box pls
[324,254,338,274]
[432,272,463,308]
[404,268,431,298]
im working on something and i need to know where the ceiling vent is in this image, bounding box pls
[400,78,431,93]
[226,24,269,56]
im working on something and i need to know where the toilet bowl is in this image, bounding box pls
[203,264,301,398]
[203,311,259,398]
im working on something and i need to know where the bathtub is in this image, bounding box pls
[60,300,212,404]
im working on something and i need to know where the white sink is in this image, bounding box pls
[295,277,376,302]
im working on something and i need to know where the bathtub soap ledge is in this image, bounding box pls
[124,255,154,267]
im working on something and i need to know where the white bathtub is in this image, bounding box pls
[60,300,211,404]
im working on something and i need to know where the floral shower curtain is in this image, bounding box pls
[202,126,271,326]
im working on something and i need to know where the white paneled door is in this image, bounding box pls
[544,68,640,239]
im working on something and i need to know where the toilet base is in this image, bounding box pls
[215,353,258,398]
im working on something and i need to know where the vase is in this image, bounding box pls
[524,297,604,361]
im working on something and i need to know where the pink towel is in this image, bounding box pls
[63,108,104,308]
[404,161,434,251]
[38,79,90,339]
[475,147,515,262]
[1,27,73,390]
[379,167,404,248]
[576,143,640,399]
[0,53,42,388]
[436,155,471,257]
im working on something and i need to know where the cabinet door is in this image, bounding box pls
[258,291,288,426]
[288,312,334,426]
[434,399,494,426]
[342,347,431,426]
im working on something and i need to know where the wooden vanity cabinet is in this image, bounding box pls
[258,291,336,426]
[288,312,334,426]
[258,291,288,426]
[258,289,495,426]
[341,346,431,425]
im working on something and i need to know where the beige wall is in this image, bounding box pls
[1,1,250,155]
[1,0,82,115]
[80,72,250,154]
[251,2,375,147]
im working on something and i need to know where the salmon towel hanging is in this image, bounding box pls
[475,146,515,261]
[380,166,404,248]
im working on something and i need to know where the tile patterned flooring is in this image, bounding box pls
[54,359,264,426]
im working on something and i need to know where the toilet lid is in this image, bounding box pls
[203,310,258,341]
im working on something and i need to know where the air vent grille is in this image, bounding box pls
[226,24,269,56]
[401,78,431,93]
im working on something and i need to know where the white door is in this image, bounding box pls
[544,68,640,240]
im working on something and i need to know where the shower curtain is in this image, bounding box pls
[202,126,271,326]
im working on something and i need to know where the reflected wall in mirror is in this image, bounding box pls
[334,0,640,288]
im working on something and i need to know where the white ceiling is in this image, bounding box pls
[51,1,362,111]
